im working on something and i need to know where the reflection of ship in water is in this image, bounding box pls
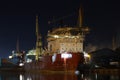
[0,72,119,80]
[24,73,77,80]
[24,7,89,72]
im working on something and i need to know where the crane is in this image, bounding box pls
[48,13,75,25]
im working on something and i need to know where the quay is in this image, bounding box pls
[90,68,120,75]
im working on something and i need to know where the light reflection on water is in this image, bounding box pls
[0,72,119,80]
[23,72,77,80]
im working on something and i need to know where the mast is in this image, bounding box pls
[79,6,83,28]
[78,6,89,52]
[78,6,84,52]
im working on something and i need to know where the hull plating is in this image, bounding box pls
[24,52,84,72]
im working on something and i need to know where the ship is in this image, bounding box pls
[24,7,89,72]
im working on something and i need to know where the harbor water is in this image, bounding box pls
[0,71,119,80]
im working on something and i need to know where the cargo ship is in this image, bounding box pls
[24,7,89,72]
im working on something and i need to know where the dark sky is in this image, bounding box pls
[0,0,120,58]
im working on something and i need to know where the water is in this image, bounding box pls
[0,71,119,80]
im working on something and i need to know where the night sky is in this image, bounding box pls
[0,0,120,58]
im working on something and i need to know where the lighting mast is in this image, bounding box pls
[35,15,42,60]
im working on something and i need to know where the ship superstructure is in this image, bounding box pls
[47,7,89,54]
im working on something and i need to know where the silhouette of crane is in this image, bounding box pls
[48,13,75,25]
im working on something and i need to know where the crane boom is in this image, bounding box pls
[48,13,75,24]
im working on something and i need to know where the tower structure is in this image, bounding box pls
[78,6,89,51]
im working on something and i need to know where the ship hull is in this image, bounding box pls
[24,52,84,72]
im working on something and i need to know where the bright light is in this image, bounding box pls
[19,63,24,66]
[12,50,15,54]
[19,74,24,80]
[83,51,90,58]
[54,35,59,38]
[9,56,13,59]
[61,52,72,58]
[26,49,36,56]
[75,70,80,75]
[84,54,90,58]
[65,35,69,37]
[52,54,57,62]
[95,65,99,68]
[26,59,32,63]
[27,76,32,80]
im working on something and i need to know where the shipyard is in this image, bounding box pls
[0,8,120,74]
[0,7,90,73]
[0,0,120,80]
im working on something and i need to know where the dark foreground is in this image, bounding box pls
[0,69,120,80]
[0,70,120,80]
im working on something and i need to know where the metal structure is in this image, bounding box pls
[35,15,42,60]
[47,7,89,54]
